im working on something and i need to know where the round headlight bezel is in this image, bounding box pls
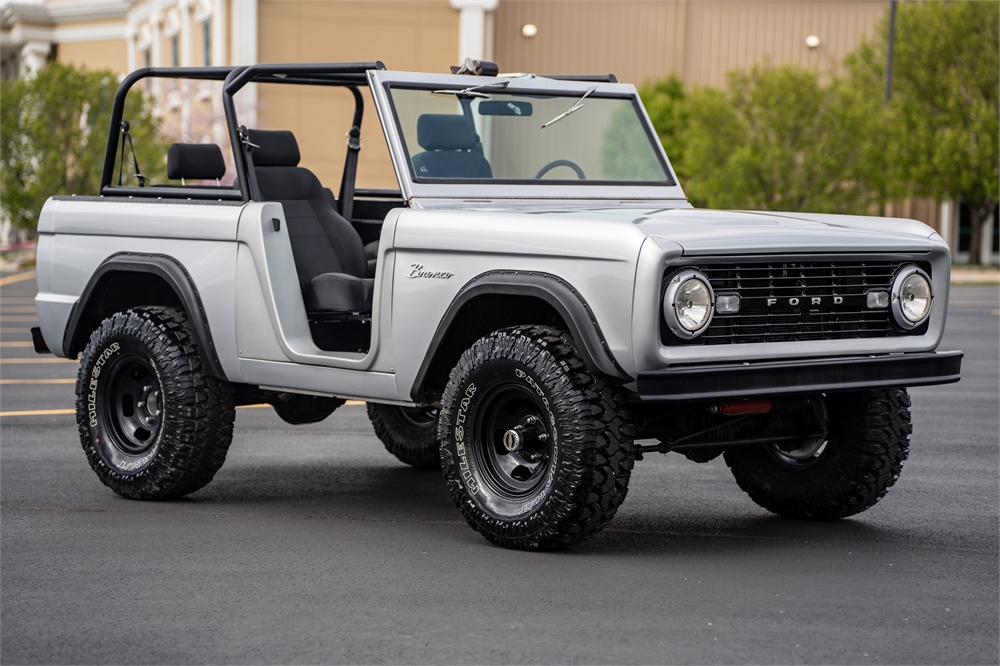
[891,265,933,329]
[663,269,715,339]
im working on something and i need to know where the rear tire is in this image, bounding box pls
[439,326,634,550]
[724,389,911,520]
[367,403,440,469]
[75,306,235,500]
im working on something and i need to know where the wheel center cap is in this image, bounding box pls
[503,429,523,452]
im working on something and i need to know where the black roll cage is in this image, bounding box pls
[99,62,386,206]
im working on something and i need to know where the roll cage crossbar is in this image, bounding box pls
[99,62,386,205]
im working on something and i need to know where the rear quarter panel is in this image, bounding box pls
[36,198,244,381]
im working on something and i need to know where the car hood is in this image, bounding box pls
[518,206,940,255]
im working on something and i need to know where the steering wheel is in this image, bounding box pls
[533,159,587,180]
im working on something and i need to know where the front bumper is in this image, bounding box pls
[636,350,963,403]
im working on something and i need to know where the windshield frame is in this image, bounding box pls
[368,70,687,202]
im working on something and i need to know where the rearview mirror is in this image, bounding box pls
[478,101,533,116]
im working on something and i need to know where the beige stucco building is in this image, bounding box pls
[2,0,984,257]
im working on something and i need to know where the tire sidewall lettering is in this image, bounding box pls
[453,382,479,496]
[87,341,120,428]
[83,332,166,476]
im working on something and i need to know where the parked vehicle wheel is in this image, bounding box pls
[723,389,911,520]
[367,403,441,469]
[439,325,635,550]
[75,306,236,500]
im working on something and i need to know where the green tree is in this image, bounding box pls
[1,63,167,234]
[849,0,1000,264]
[638,75,689,180]
[644,64,883,213]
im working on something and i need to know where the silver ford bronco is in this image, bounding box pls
[32,61,963,550]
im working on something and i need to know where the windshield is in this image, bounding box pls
[387,86,674,185]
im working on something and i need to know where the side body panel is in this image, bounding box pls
[232,203,404,402]
[388,208,647,399]
[35,198,245,381]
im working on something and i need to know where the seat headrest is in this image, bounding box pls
[166,143,226,181]
[248,129,300,167]
[417,114,479,151]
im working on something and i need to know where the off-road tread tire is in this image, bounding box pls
[724,389,911,520]
[439,325,635,550]
[76,306,236,500]
[367,403,441,469]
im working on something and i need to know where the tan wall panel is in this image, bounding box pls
[495,0,885,88]
[257,0,459,189]
[885,198,940,232]
[57,39,128,74]
[682,0,885,87]
[494,1,682,82]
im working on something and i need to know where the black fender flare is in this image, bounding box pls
[62,253,226,380]
[412,270,632,401]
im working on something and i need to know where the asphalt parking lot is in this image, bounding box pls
[1,271,997,665]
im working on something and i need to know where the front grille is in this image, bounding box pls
[666,260,919,345]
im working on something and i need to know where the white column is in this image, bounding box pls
[230,0,258,127]
[180,0,193,141]
[230,0,258,66]
[180,1,192,66]
[939,198,953,253]
[126,22,137,73]
[449,0,498,63]
[150,10,164,99]
[19,41,51,78]
[980,208,995,265]
[212,0,226,66]
[211,0,227,154]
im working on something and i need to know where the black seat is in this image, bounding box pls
[410,114,493,179]
[167,143,226,182]
[248,129,373,315]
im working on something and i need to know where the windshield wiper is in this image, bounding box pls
[431,80,510,99]
[541,85,598,129]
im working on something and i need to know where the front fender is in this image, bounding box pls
[411,270,632,401]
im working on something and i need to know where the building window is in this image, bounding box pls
[203,20,211,66]
[171,36,178,67]
[143,48,151,89]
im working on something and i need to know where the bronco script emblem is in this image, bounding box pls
[408,264,453,279]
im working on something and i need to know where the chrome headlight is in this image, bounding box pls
[663,269,714,339]
[891,265,933,329]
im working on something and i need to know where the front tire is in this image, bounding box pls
[75,306,236,500]
[724,389,911,520]
[439,326,635,550]
[367,403,441,469]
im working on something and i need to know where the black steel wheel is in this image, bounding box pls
[76,306,235,499]
[724,389,912,520]
[100,353,164,458]
[439,325,634,550]
[368,403,440,469]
